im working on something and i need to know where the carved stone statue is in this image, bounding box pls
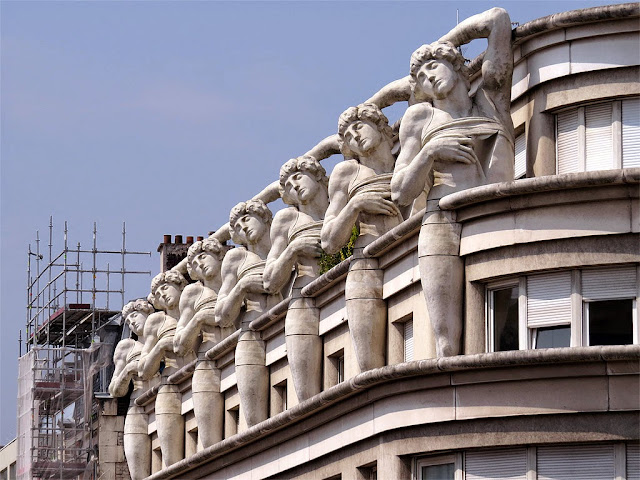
[174,239,233,450]
[215,200,281,428]
[109,299,154,480]
[139,270,189,467]
[321,103,404,372]
[391,7,514,356]
[264,156,328,402]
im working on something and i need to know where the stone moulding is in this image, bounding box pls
[300,257,352,298]
[439,168,640,211]
[512,2,639,43]
[363,208,424,258]
[248,296,292,331]
[144,344,639,479]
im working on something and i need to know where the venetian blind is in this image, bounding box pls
[628,443,640,480]
[404,318,414,362]
[582,265,637,300]
[623,97,640,168]
[585,102,614,171]
[537,444,615,480]
[514,133,526,179]
[557,109,579,175]
[526,271,572,328]
[465,448,527,480]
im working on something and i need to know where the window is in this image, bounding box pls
[514,132,526,179]
[328,350,345,386]
[357,462,377,480]
[487,265,638,351]
[488,283,520,352]
[556,97,640,174]
[272,381,287,415]
[416,454,461,480]
[226,406,240,437]
[417,443,634,479]
[404,318,414,362]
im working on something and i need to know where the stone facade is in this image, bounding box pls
[107,4,640,479]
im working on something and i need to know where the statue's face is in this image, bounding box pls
[126,311,147,336]
[233,212,268,245]
[190,251,221,281]
[419,58,457,99]
[283,171,321,206]
[154,282,181,311]
[343,119,382,157]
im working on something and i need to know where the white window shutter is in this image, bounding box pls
[585,102,614,171]
[582,266,637,300]
[628,443,640,480]
[514,133,526,179]
[537,444,615,480]
[526,271,572,328]
[557,109,580,174]
[622,97,640,168]
[465,448,527,480]
[404,319,414,362]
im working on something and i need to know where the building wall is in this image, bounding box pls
[0,439,17,480]
[126,5,640,480]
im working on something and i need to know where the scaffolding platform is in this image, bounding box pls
[17,220,150,480]
[31,305,120,347]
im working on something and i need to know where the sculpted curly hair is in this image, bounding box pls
[150,270,188,298]
[409,41,470,101]
[122,298,154,320]
[278,155,329,206]
[229,200,273,245]
[337,103,394,160]
[186,238,226,279]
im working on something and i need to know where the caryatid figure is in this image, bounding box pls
[173,239,234,450]
[321,103,404,372]
[138,270,189,468]
[109,299,154,480]
[263,156,328,402]
[215,200,281,428]
[391,7,514,357]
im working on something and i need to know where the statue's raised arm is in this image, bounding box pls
[438,7,513,129]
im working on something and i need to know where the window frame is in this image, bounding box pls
[554,97,640,174]
[485,265,639,351]
[415,453,462,480]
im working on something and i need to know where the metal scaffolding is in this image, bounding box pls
[17,219,150,480]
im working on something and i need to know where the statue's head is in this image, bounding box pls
[186,238,226,282]
[122,299,154,337]
[409,41,470,101]
[337,103,394,160]
[279,155,329,207]
[229,199,273,246]
[149,270,188,312]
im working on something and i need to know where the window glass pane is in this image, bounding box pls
[421,463,454,480]
[535,325,571,348]
[588,299,633,346]
[493,287,519,351]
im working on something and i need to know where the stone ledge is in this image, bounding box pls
[145,344,640,479]
[439,168,640,211]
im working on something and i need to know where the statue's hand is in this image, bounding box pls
[237,275,266,294]
[427,134,478,165]
[290,236,323,258]
[352,191,401,217]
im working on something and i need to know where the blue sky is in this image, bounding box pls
[0,0,619,444]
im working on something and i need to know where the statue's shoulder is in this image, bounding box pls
[330,159,358,185]
[273,206,298,225]
[114,337,136,356]
[221,247,247,271]
[182,282,202,299]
